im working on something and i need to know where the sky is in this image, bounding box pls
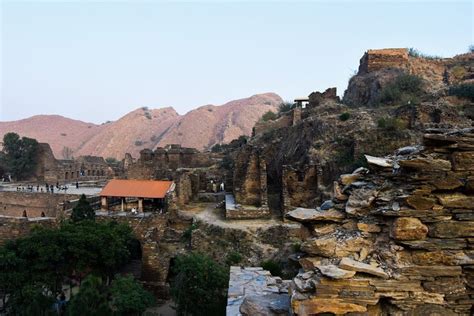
[1,0,473,124]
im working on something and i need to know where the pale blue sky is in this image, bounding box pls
[1,0,472,123]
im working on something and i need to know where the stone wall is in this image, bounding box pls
[233,146,268,207]
[253,113,293,136]
[281,165,321,216]
[286,128,474,315]
[0,192,81,217]
[0,217,56,245]
[359,48,409,74]
[35,143,112,183]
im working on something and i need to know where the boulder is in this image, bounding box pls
[286,208,345,223]
[365,155,392,167]
[452,151,474,171]
[240,294,290,316]
[339,257,389,279]
[340,173,360,185]
[320,200,334,210]
[390,217,428,241]
[345,188,377,215]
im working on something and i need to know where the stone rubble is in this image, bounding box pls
[288,128,474,315]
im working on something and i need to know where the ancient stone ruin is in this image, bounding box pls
[286,128,474,315]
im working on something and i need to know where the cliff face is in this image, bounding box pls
[0,93,282,159]
[288,128,474,315]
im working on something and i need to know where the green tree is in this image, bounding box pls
[71,194,95,222]
[1,132,39,180]
[261,110,277,122]
[67,275,112,316]
[109,275,155,315]
[278,101,295,114]
[171,253,229,316]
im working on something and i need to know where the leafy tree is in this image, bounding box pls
[448,83,474,101]
[6,284,56,316]
[1,132,39,180]
[260,259,282,277]
[261,110,277,122]
[171,252,229,316]
[109,275,155,315]
[67,275,112,316]
[278,101,295,114]
[71,194,95,222]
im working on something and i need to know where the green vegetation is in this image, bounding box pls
[170,252,229,316]
[182,222,198,241]
[260,259,282,277]
[71,194,96,222]
[377,117,408,131]
[379,74,423,105]
[451,66,467,80]
[407,48,442,60]
[261,110,277,122]
[278,101,295,114]
[134,140,144,146]
[448,83,474,101]
[105,157,119,164]
[339,112,351,121]
[0,132,39,180]
[0,221,154,315]
[291,243,301,253]
[225,251,243,266]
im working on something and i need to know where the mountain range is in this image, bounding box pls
[0,93,282,159]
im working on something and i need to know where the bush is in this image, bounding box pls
[379,74,424,105]
[278,101,295,114]
[261,110,277,122]
[260,260,282,277]
[377,117,408,131]
[171,253,228,316]
[339,112,350,121]
[407,48,441,60]
[448,83,474,101]
[225,251,243,266]
[134,140,143,146]
[451,66,467,80]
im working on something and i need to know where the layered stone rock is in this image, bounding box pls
[287,128,474,315]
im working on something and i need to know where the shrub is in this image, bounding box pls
[182,222,198,241]
[225,251,243,266]
[292,243,301,252]
[260,259,282,277]
[278,101,295,114]
[407,48,441,60]
[377,117,408,131]
[339,112,350,121]
[134,140,143,146]
[448,83,474,101]
[379,74,424,105]
[144,112,152,120]
[261,110,277,122]
[451,66,467,80]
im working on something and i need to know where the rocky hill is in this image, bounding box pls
[0,93,282,159]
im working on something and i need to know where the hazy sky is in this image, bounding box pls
[1,1,472,124]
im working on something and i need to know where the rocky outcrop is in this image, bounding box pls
[288,128,474,315]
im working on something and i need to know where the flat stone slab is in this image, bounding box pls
[339,258,389,279]
[317,264,356,279]
[286,208,345,222]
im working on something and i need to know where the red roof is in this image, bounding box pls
[100,179,174,199]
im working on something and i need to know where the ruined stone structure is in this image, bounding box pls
[125,144,214,179]
[308,87,340,107]
[230,145,270,219]
[227,266,291,316]
[35,143,112,183]
[0,217,56,245]
[286,128,474,315]
[358,48,409,74]
[281,164,322,216]
[0,191,81,218]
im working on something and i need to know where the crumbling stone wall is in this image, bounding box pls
[359,48,409,74]
[0,192,80,217]
[233,146,268,207]
[35,143,112,183]
[282,165,321,215]
[0,217,56,245]
[287,128,474,315]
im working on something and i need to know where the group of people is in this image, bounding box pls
[209,179,225,193]
[14,181,80,194]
